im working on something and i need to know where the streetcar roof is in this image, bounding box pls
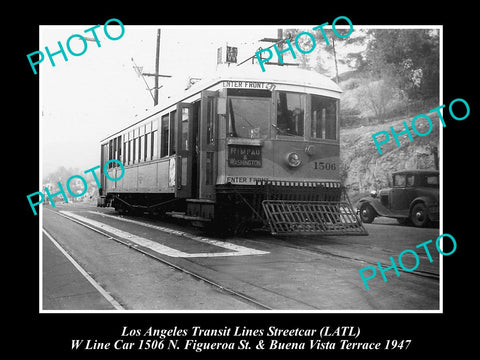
[181,65,343,99]
[101,65,341,142]
[210,64,342,93]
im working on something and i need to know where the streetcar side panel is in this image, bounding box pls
[103,158,175,194]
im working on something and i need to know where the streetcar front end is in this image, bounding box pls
[208,67,367,235]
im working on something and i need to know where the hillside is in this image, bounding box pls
[340,110,440,202]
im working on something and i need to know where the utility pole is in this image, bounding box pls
[154,29,160,105]
[332,37,339,84]
[276,29,284,64]
[132,29,171,106]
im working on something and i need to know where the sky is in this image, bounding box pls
[39,24,357,178]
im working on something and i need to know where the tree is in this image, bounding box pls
[43,166,84,199]
[43,166,79,185]
[361,75,401,122]
[364,29,439,102]
[286,28,369,81]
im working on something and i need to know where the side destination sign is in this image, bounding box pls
[228,145,262,167]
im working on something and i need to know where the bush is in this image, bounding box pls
[340,74,409,126]
[340,108,363,127]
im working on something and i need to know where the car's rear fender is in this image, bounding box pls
[409,196,439,221]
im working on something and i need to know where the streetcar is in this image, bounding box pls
[99,65,367,236]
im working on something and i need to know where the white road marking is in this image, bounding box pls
[88,211,268,255]
[60,211,269,258]
[42,228,125,310]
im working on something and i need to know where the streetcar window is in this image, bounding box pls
[133,137,138,164]
[170,110,176,155]
[128,140,132,164]
[206,98,215,144]
[144,133,148,160]
[102,144,108,170]
[117,135,122,165]
[146,132,151,160]
[115,137,119,166]
[181,107,189,150]
[311,95,337,140]
[127,131,132,165]
[123,140,126,165]
[151,119,158,160]
[276,92,305,137]
[134,129,139,163]
[108,139,113,168]
[138,134,143,162]
[139,126,144,162]
[151,130,158,159]
[228,97,270,139]
[161,114,169,157]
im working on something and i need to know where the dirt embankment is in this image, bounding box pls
[340,111,440,202]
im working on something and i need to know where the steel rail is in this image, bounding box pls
[257,236,440,281]
[45,209,273,311]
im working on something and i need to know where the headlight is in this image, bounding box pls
[286,152,302,167]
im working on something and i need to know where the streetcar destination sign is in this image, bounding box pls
[222,81,276,91]
[228,145,262,167]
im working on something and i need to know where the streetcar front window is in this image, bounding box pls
[276,92,305,137]
[311,95,337,140]
[228,97,270,139]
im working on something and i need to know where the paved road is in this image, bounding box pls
[41,203,440,311]
[42,207,259,311]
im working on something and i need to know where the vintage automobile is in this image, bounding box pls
[357,169,439,227]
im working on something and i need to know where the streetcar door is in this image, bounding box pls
[198,91,217,200]
[175,102,194,198]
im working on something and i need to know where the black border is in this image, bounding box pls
[19,3,475,357]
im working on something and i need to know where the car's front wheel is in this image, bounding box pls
[410,202,430,227]
[359,202,376,223]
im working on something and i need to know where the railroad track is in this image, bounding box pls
[45,208,273,311]
[252,235,440,281]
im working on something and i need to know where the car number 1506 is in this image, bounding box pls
[313,161,336,170]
